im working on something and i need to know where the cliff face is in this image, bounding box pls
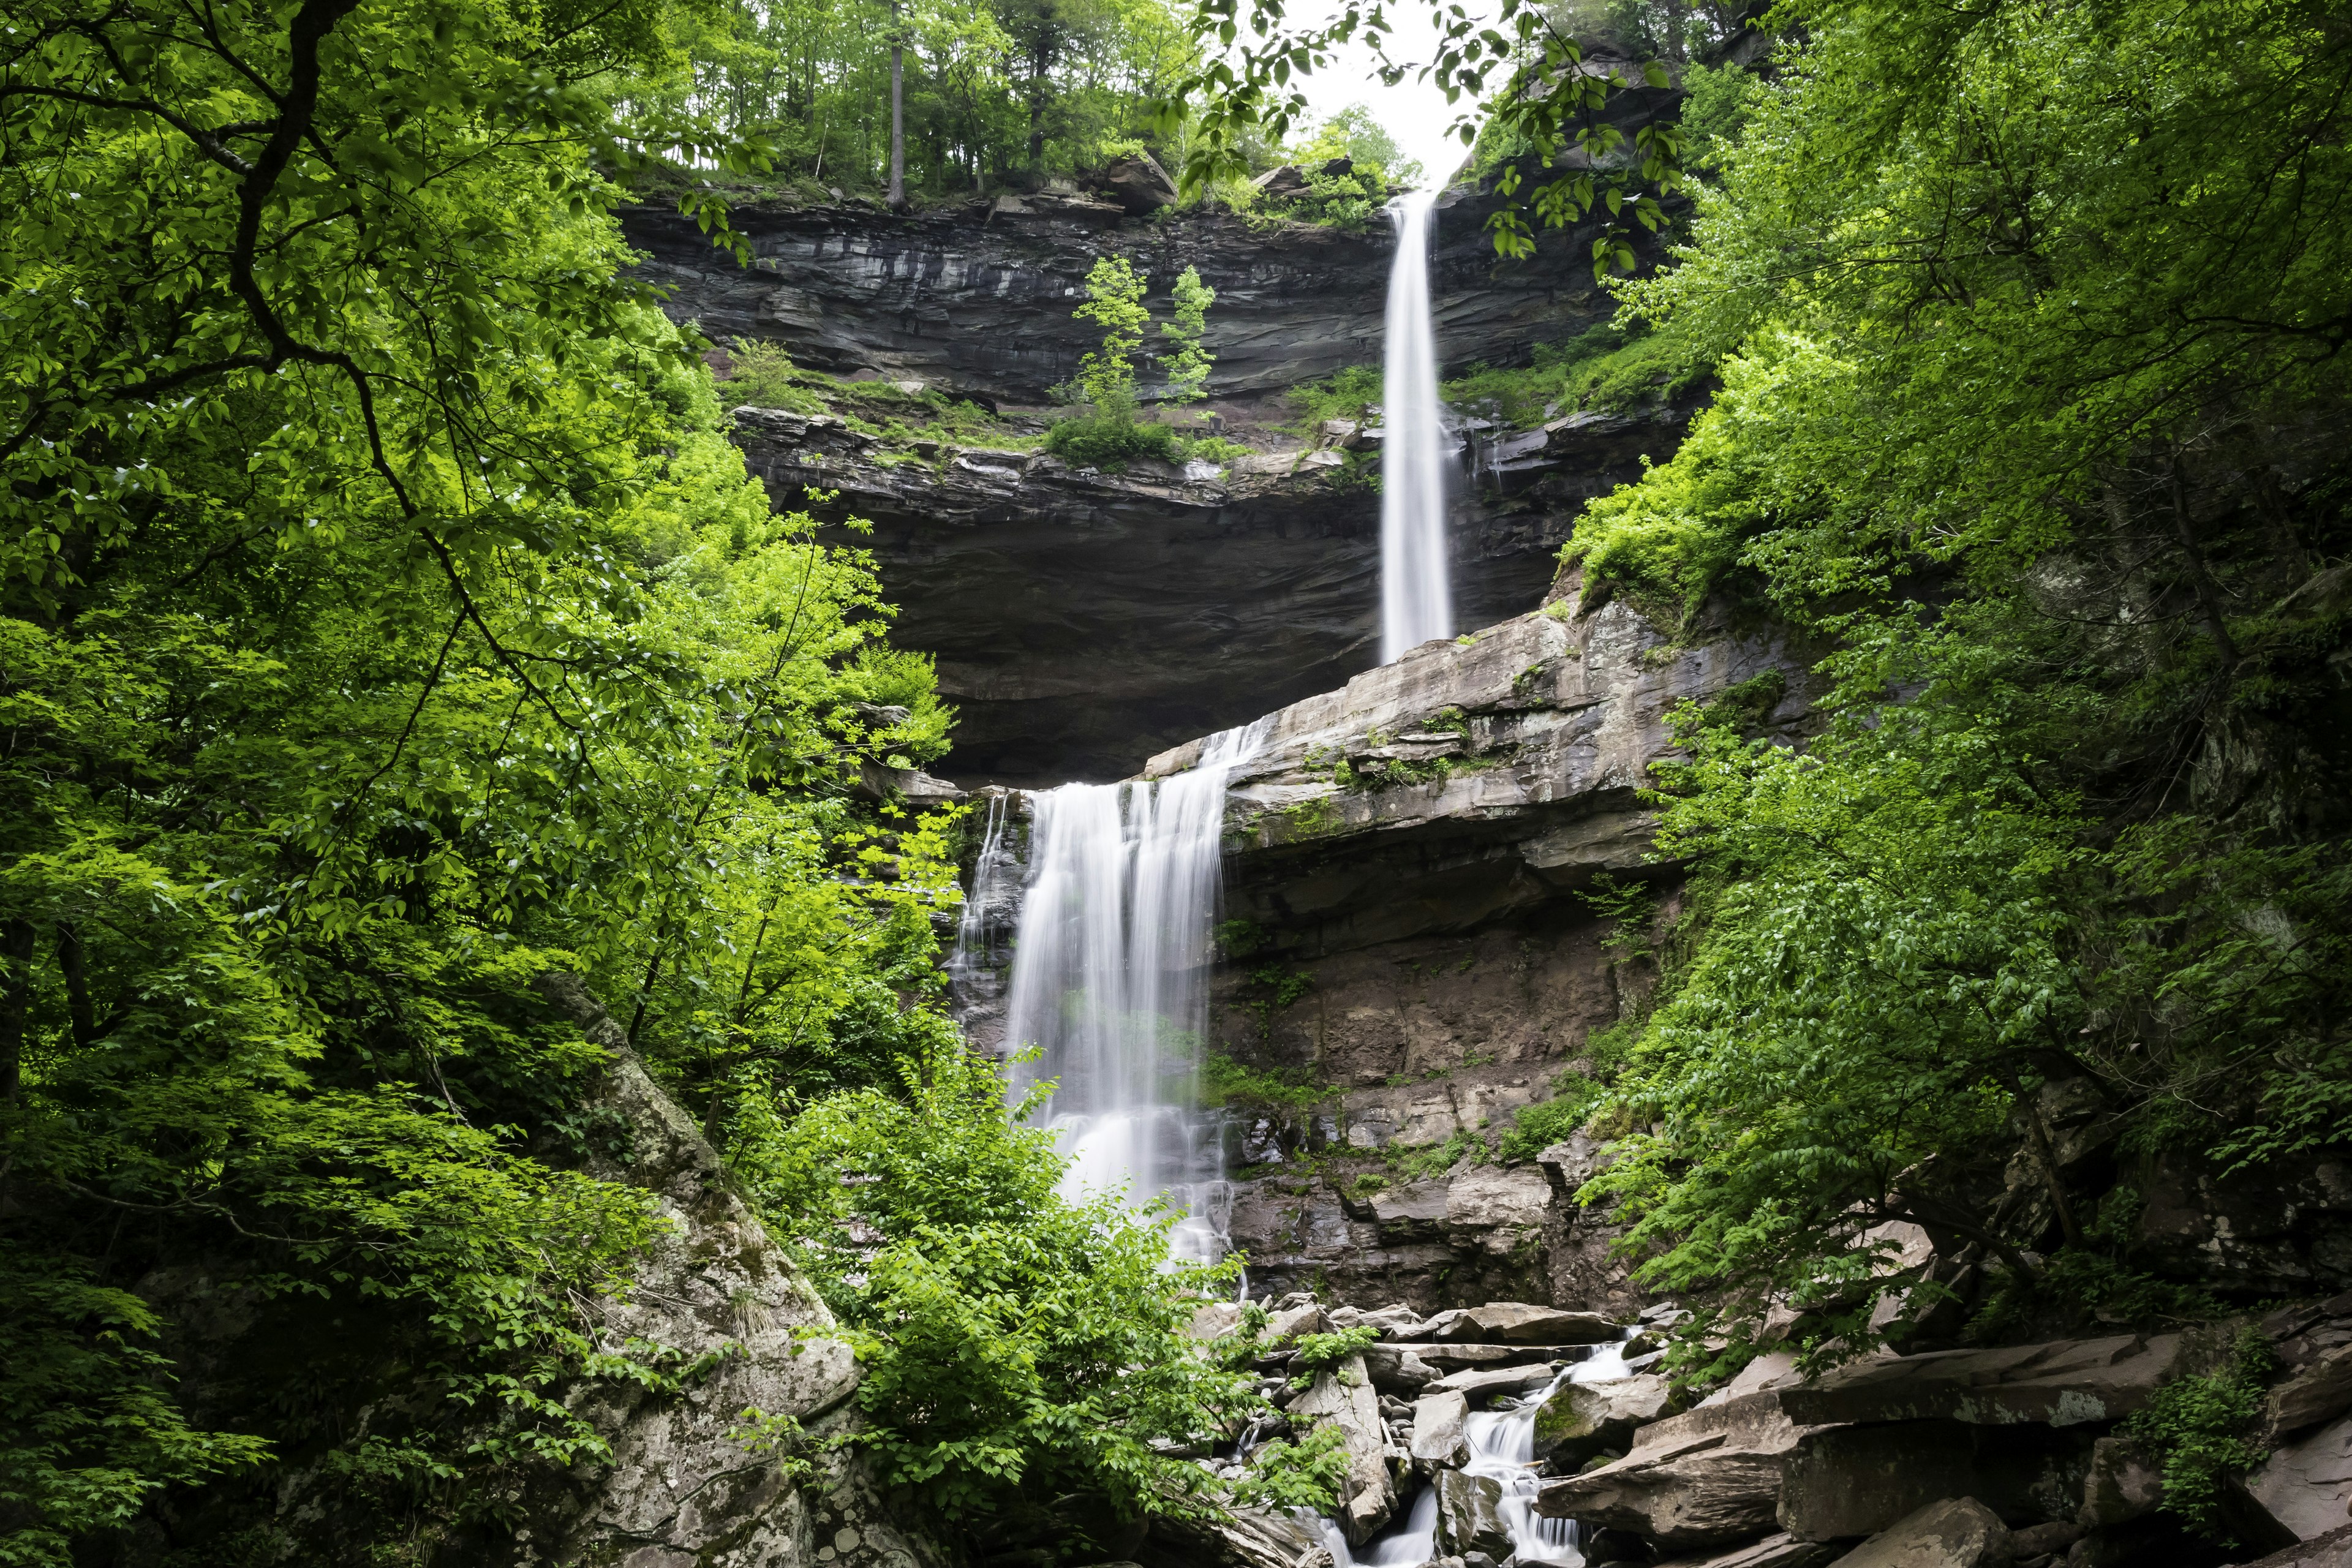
[624,181,1627,405]
[733,404,1687,783]
[950,572,1822,1311]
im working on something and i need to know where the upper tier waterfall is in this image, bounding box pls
[997,720,1270,1262]
[1379,184,1452,662]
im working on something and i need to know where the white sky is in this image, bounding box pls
[1282,0,1496,187]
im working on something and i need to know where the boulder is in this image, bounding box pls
[1363,1342,1441,1394]
[1437,1302,1622,1345]
[1533,1373,1675,1467]
[1266,1302,1330,1344]
[1412,1390,1472,1469]
[1826,1498,2010,1568]
[1777,1420,2093,1539]
[1189,1301,1248,1340]
[1772,1334,2184,1430]
[2228,1522,2352,1568]
[2249,1412,2352,1540]
[1445,1169,1558,1261]
[1100,152,1178,214]
[509,974,947,1568]
[1436,1471,1514,1559]
[2271,1347,2352,1442]
[1537,1434,1793,1551]
[1139,1504,1335,1568]
[1419,1342,1564,1371]
[2078,1434,2165,1528]
[1289,1355,1396,1544]
[1431,1362,1566,1400]
[1254,165,1310,198]
[1657,1536,1838,1568]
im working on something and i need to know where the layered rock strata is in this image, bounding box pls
[733,403,1686,784]
[624,171,1662,405]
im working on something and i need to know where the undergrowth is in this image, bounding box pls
[2122,1326,2277,1542]
[1444,322,1713,429]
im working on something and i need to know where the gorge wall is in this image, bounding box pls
[625,179,1686,783]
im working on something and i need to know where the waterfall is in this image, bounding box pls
[1000,720,1270,1262]
[1380,184,1452,662]
[1314,1338,1637,1568]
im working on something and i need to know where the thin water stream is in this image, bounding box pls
[1379,184,1452,662]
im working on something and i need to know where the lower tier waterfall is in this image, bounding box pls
[993,720,1270,1262]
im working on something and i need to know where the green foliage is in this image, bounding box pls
[2122,1328,2277,1540]
[730,1039,1254,1534]
[1048,257,1226,468]
[1563,0,2352,1365]
[1046,395,1182,469]
[639,0,1200,201]
[717,339,830,414]
[0,1252,272,1567]
[0,0,971,1549]
[1497,1080,1602,1163]
[1213,920,1270,960]
[1161,266,1219,402]
[1229,1422,1349,1513]
[1288,1327,1380,1385]
[1200,1055,1333,1111]
[1074,256,1152,406]
[1447,322,1715,431]
[1392,1129,1482,1180]
[1287,365,1385,432]
[1967,1250,2225,1346]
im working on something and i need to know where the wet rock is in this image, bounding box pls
[1532,1374,1674,1468]
[1436,1302,1622,1345]
[1828,1498,2011,1568]
[1436,1470,1515,1559]
[2227,1521,2352,1568]
[2248,1412,2352,1540]
[1290,1355,1396,1544]
[1412,1389,1473,1469]
[1777,1420,2093,1539]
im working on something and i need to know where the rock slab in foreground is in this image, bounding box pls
[1827,1498,2010,1568]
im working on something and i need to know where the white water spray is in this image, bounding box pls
[1001,721,1270,1262]
[1379,184,1452,662]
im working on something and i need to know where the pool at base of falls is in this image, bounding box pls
[1303,1336,1638,1568]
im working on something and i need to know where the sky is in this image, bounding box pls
[1282,0,1495,187]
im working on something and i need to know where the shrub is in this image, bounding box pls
[1045,394,1182,469]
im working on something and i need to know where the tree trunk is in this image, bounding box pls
[1,918,34,1104]
[886,2,908,213]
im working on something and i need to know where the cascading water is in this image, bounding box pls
[1313,1338,1637,1568]
[1379,184,1452,662]
[1000,720,1270,1262]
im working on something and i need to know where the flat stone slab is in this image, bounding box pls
[1430,1363,1566,1398]
[1774,1333,2182,1429]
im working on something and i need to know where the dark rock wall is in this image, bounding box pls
[624,179,1634,405]
[734,405,1684,784]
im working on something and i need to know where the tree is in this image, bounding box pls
[1548,0,2352,1373]
[888,0,910,209]
[1160,266,1218,402]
